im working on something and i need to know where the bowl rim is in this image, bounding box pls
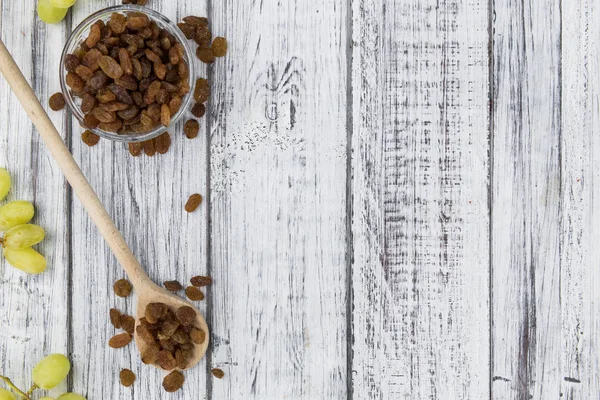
[60,4,196,143]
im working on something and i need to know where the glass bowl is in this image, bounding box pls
[60,5,196,143]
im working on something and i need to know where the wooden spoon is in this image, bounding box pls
[0,39,209,369]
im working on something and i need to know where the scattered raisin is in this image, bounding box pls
[196,47,215,64]
[49,93,66,111]
[211,37,228,57]
[194,78,210,103]
[194,26,212,48]
[120,314,136,334]
[108,333,132,349]
[81,130,100,147]
[191,276,212,287]
[119,369,136,387]
[211,368,225,379]
[184,120,200,139]
[177,23,196,40]
[109,308,122,329]
[155,132,171,154]
[143,138,156,156]
[185,286,204,301]
[164,280,183,292]
[163,371,185,392]
[128,142,143,157]
[114,279,133,297]
[183,16,208,27]
[175,306,196,326]
[191,103,205,118]
[185,194,202,212]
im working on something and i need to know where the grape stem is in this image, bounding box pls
[0,375,31,399]
[25,384,37,397]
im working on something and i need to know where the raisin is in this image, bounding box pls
[136,324,157,345]
[212,37,228,57]
[75,65,94,81]
[99,55,124,79]
[128,142,143,157]
[191,103,206,118]
[159,339,176,352]
[83,113,100,129]
[66,72,85,93]
[190,328,206,344]
[155,132,171,154]
[108,84,134,105]
[114,279,133,297]
[169,96,182,115]
[82,48,103,71]
[109,13,127,34]
[92,107,116,123]
[144,49,161,63]
[86,24,102,48]
[118,106,139,121]
[99,120,123,132]
[127,12,150,30]
[178,60,189,79]
[154,62,167,80]
[194,26,212,48]
[157,350,177,371]
[49,93,66,111]
[191,276,212,287]
[185,286,204,301]
[115,75,138,91]
[131,58,143,80]
[160,319,181,338]
[119,369,136,387]
[120,314,136,334]
[109,308,122,329]
[108,333,132,349]
[165,69,180,84]
[163,371,185,392]
[81,130,100,147]
[96,88,117,103]
[183,16,208,27]
[118,48,133,75]
[88,70,109,90]
[211,368,225,379]
[141,343,160,364]
[175,348,187,370]
[175,306,196,326]
[100,102,129,112]
[184,119,200,139]
[164,280,182,292]
[64,54,80,72]
[185,194,202,212]
[146,104,162,121]
[143,138,157,156]
[194,78,210,103]
[168,47,180,65]
[160,104,171,127]
[145,303,168,324]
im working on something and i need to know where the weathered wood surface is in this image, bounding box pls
[0,0,598,399]
[350,0,491,398]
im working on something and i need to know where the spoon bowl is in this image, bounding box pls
[135,281,209,370]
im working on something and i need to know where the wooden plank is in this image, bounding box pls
[491,0,562,398]
[208,0,349,398]
[69,2,209,399]
[350,0,491,398]
[0,1,70,398]
[561,0,600,398]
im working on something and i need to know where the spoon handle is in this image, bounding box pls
[0,39,148,288]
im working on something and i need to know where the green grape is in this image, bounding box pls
[3,224,45,249]
[0,201,35,231]
[3,247,47,274]
[37,0,68,24]
[0,168,10,202]
[56,394,86,400]
[0,389,16,400]
[33,354,71,389]
[49,0,76,8]
[40,398,55,400]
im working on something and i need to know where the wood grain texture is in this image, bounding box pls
[491,0,562,398]
[208,0,349,398]
[561,0,600,398]
[0,0,71,398]
[350,0,491,398]
[69,1,209,399]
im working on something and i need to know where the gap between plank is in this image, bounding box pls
[487,0,494,398]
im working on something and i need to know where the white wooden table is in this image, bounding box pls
[0,0,598,399]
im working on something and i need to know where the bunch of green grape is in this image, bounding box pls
[38,0,76,25]
[0,168,47,274]
[0,354,86,400]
